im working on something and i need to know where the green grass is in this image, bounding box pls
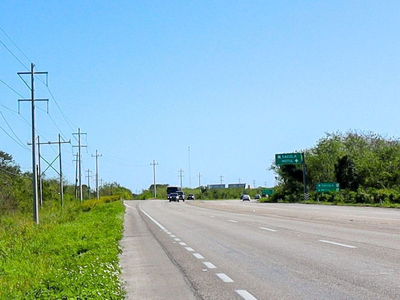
[0,199,126,299]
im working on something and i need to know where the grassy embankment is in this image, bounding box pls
[0,197,125,299]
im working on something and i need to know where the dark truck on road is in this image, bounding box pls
[167,186,182,201]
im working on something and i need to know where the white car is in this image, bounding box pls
[241,194,251,201]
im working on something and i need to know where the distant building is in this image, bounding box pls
[228,183,246,189]
[207,184,226,189]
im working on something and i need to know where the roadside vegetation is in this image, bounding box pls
[0,150,132,298]
[137,131,400,208]
[268,131,400,207]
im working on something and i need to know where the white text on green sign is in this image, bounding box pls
[275,153,303,166]
[316,182,339,192]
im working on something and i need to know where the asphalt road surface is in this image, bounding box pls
[120,200,400,299]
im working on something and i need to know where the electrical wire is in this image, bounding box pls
[0,111,29,150]
[0,123,29,151]
[0,39,29,70]
[0,78,26,98]
[0,27,31,63]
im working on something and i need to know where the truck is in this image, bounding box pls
[167,186,182,201]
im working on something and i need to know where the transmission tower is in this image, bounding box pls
[72,128,87,202]
[17,63,48,224]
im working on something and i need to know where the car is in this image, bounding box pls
[241,194,251,201]
[167,186,182,200]
[177,191,185,201]
[254,194,261,200]
[169,192,179,202]
[187,193,195,200]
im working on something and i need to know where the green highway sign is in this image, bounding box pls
[275,153,303,166]
[262,189,274,196]
[316,182,339,193]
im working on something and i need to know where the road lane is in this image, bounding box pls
[123,200,400,299]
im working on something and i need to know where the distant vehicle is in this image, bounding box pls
[187,193,195,200]
[167,186,182,200]
[241,194,251,201]
[254,194,261,200]
[169,193,179,202]
[177,191,185,201]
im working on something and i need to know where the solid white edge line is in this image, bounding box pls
[216,273,234,283]
[193,253,204,259]
[140,206,167,231]
[203,262,217,269]
[319,240,357,248]
[236,290,258,300]
[260,227,277,232]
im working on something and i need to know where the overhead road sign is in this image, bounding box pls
[316,182,339,193]
[275,153,303,166]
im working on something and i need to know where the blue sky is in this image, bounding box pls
[1,1,400,193]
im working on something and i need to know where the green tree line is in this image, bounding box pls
[0,150,133,216]
[270,131,400,206]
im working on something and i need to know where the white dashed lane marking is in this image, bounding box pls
[193,253,204,259]
[319,240,357,248]
[179,242,187,246]
[203,262,217,269]
[185,247,195,252]
[228,220,238,223]
[216,273,234,283]
[260,227,277,232]
[236,289,258,300]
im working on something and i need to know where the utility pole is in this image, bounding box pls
[37,136,43,206]
[302,152,308,200]
[18,63,48,224]
[150,160,158,198]
[197,172,203,187]
[72,128,87,202]
[29,134,70,207]
[92,150,102,199]
[178,169,184,188]
[188,146,192,188]
[85,169,92,199]
[238,178,241,184]
[219,175,224,185]
[253,180,256,188]
[73,153,79,199]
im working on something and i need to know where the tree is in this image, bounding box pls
[335,155,360,191]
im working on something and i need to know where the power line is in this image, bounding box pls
[45,86,77,131]
[1,27,77,137]
[36,105,68,140]
[0,39,28,70]
[0,27,31,63]
[0,123,30,151]
[0,104,31,127]
[0,111,29,150]
[0,78,25,98]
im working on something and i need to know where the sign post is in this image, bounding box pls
[275,152,308,200]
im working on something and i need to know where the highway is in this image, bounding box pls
[120,200,400,299]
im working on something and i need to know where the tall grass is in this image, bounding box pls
[0,198,125,299]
